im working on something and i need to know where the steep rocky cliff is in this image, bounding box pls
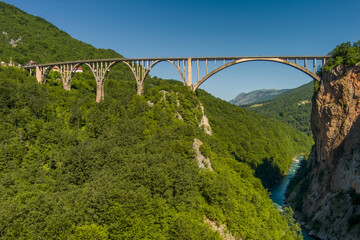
[287,65,360,239]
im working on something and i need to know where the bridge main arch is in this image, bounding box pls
[192,58,321,91]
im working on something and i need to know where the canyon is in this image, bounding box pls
[287,65,360,239]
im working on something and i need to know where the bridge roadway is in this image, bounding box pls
[24,56,330,102]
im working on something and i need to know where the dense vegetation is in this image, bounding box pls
[0,1,126,65]
[198,90,312,182]
[321,40,360,73]
[0,2,314,239]
[0,66,308,239]
[244,82,314,136]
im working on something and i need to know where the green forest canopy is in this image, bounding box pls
[0,66,310,239]
[321,40,360,73]
[0,1,314,238]
[244,82,314,136]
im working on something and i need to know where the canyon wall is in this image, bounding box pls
[287,65,360,239]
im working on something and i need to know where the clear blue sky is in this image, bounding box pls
[3,0,360,100]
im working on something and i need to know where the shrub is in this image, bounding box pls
[321,41,360,73]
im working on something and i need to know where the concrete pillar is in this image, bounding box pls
[35,66,42,83]
[63,82,71,91]
[137,82,144,95]
[187,58,192,86]
[96,82,104,103]
[197,59,199,83]
[206,59,208,74]
[59,64,74,91]
[86,61,115,102]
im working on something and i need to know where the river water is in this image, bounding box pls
[270,156,314,240]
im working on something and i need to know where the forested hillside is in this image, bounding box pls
[0,2,313,239]
[0,1,124,64]
[244,82,314,135]
[0,66,311,239]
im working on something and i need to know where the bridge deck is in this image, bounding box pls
[24,56,331,68]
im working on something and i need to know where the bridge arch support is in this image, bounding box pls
[35,65,53,84]
[84,61,118,102]
[35,64,81,90]
[58,63,81,91]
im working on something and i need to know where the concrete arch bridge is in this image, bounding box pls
[24,56,330,102]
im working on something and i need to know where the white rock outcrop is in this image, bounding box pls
[204,218,240,240]
[9,37,21,47]
[199,103,212,135]
[193,138,212,171]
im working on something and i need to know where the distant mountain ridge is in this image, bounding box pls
[229,89,289,106]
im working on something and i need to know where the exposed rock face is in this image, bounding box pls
[159,90,168,101]
[146,100,154,107]
[174,112,183,121]
[9,37,21,47]
[199,103,212,135]
[312,66,360,169]
[204,218,240,240]
[288,66,360,239]
[193,138,213,171]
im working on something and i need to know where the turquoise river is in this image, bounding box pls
[270,156,315,240]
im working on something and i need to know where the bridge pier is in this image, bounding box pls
[122,59,190,95]
[187,58,192,87]
[134,61,146,96]
[122,60,150,96]
[35,66,47,83]
[59,64,77,91]
[96,82,105,102]
[137,81,144,95]
[86,61,116,102]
